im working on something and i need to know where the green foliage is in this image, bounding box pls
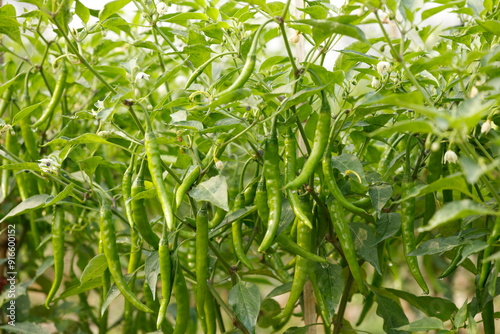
[1,0,500,333]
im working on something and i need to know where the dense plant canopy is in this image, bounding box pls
[1,0,500,333]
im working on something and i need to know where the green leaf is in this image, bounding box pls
[279,85,326,112]
[57,277,103,300]
[401,174,474,201]
[0,194,51,223]
[395,317,445,331]
[373,288,409,334]
[101,274,134,315]
[330,153,367,185]
[189,175,229,211]
[265,281,292,299]
[44,183,76,207]
[13,99,47,124]
[99,0,131,21]
[0,72,24,97]
[296,19,367,45]
[386,288,458,321]
[375,213,401,243]
[160,12,209,22]
[369,183,392,214]
[0,5,22,45]
[351,222,381,274]
[476,19,500,36]
[132,40,162,52]
[369,120,435,137]
[0,322,50,334]
[409,236,462,256]
[0,162,40,172]
[334,41,371,72]
[75,0,90,24]
[210,88,251,106]
[145,251,160,300]
[419,200,499,232]
[200,118,245,134]
[80,254,108,284]
[283,325,316,334]
[228,281,261,334]
[314,263,343,320]
[453,299,468,328]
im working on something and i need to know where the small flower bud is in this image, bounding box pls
[215,160,224,170]
[289,33,300,44]
[468,86,479,98]
[481,119,492,134]
[135,72,150,83]
[371,77,380,88]
[156,2,168,15]
[444,150,458,164]
[38,157,61,174]
[377,61,391,76]
[431,142,440,152]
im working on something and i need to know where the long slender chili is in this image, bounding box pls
[215,19,274,98]
[172,263,190,334]
[258,125,282,253]
[99,198,153,313]
[157,238,172,329]
[144,115,175,231]
[196,204,209,331]
[285,127,313,229]
[254,174,269,224]
[286,90,331,190]
[45,205,64,307]
[131,160,160,249]
[175,165,200,210]
[328,200,367,295]
[231,194,254,270]
[33,61,67,128]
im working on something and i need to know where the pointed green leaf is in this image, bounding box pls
[0,194,51,223]
[80,254,108,284]
[228,281,261,334]
[189,175,229,211]
[369,183,392,214]
[395,317,445,331]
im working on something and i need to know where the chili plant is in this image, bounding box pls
[1,0,499,333]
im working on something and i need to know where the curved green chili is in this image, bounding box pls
[157,238,172,329]
[175,165,200,210]
[208,206,226,229]
[144,116,175,231]
[99,199,153,313]
[275,234,327,263]
[33,61,67,128]
[439,245,464,279]
[232,194,254,270]
[328,200,367,295]
[401,180,429,294]
[286,90,331,190]
[196,204,209,331]
[215,19,274,98]
[45,205,64,307]
[131,160,160,249]
[258,131,282,253]
[285,128,313,229]
[254,174,269,224]
[184,52,237,90]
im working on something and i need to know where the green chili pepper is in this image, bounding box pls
[323,152,374,222]
[204,293,217,334]
[258,132,282,253]
[173,262,190,334]
[208,206,226,229]
[122,152,135,227]
[401,180,429,294]
[131,160,160,249]
[285,128,313,229]
[275,234,327,263]
[439,245,464,279]
[216,19,274,98]
[232,194,254,270]
[175,165,200,210]
[184,52,236,90]
[144,118,175,231]
[478,217,500,289]
[123,226,141,334]
[424,147,442,225]
[99,199,153,313]
[275,197,313,322]
[45,205,64,307]
[196,204,209,331]
[328,200,367,295]
[33,61,67,128]
[157,238,172,330]
[286,91,331,190]
[254,174,269,224]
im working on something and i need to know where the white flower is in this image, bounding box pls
[38,157,61,174]
[215,160,224,170]
[156,2,168,15]
[377,61,391,76]
[481,119,492,134]
[444,150,458,164]
[371,77,380,88]
[431,142,440,152]
[289,33,300,44]
[468,86,479,98]
[95,100,105,110]
[135,72,150,83]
